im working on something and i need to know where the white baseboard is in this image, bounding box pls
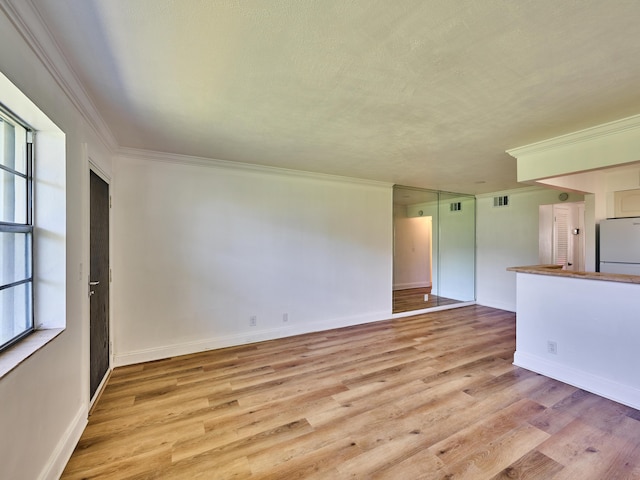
[514,351,640,410]
[114,310,392,366]
[39,404,87,480]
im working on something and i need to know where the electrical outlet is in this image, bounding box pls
[424,294,429,302]
[283,313,289,323]
[547,340,557,355]
[249,315,257,327]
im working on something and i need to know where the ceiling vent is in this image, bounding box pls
[493,195,509,207]
[450,201,462,212]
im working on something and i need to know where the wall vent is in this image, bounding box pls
[493,195,509,207]
[450,201,462,212]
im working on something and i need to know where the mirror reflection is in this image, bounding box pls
[393,186,476,313]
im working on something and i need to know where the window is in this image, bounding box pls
[0,107,33,352]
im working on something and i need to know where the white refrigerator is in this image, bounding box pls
[599,217,640,275]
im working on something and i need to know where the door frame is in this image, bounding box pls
[82,144,113,411]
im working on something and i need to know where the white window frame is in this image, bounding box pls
[0,71,66,380]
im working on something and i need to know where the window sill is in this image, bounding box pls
[0,328,64,380]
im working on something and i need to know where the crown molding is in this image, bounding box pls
[117,147,393,188]
[506,114,640,159]
[0,0,118,153]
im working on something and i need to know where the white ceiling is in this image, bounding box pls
[32,0,640,194]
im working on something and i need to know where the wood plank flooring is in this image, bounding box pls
[62,306,640,479]
[392,287,460,313]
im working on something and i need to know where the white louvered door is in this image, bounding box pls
[553,205,571,270]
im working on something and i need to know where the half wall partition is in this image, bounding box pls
[393,186,475,313]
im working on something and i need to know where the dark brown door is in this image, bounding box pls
[89,170,110,399]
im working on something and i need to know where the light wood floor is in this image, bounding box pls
[62,306,640,479]
[392,287,460,313]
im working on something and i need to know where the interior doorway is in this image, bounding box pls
[539,201,585,271]
[89,170,110,401]
[393,213,432,291]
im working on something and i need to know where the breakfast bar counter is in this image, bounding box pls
[508,264,640,410]
[507,263,640,284]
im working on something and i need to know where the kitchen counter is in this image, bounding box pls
[507,264,640,284]
[508,263,640,410]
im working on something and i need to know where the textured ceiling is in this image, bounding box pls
[32,0,640,194]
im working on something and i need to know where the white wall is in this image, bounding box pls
[0,4,113,479]
[112,154,393,365]
[438,195,475,301]
[476,187,584,311]
[393,205,432,290]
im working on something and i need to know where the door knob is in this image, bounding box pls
[89,280,100,297]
